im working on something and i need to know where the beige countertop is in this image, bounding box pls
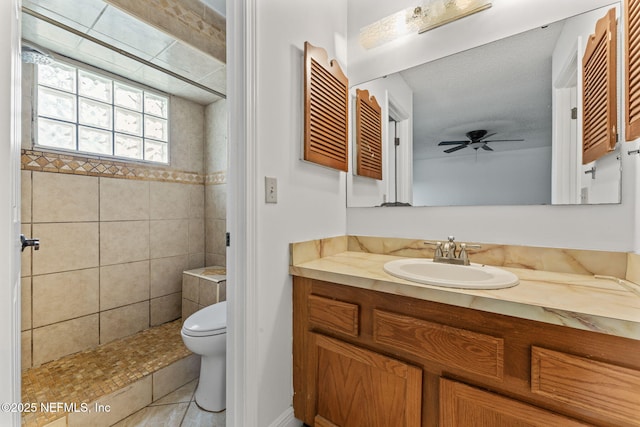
[290,251,640,341]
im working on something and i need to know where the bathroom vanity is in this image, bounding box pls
[291,237,640,427]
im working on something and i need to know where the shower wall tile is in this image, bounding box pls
[182,274,199,302]
[100,301,150,344]
[170,97,205,174]
[188,253,205,269]
[101,221,150,265]
[32,222,99,275]
[182,299,199,320]
[100,178,150,221]
[67,376,152,427]
[150,255,188,298]
[189,184,205,219]
[22,331,31,370]
[206,253,226,268]
[207,184,226,220]
[150,292,182,326]
[150,181,190,220]
[152,353,200,401]
[189,218,205,253]
[205,99,227,173]
[218,280,226,302]
[150,220,189,258]
[32,314,99,366]
[32,268,99,328]
[21,223,32,278]
[21,170,32,223]
[100,261,150,310]
[210,219,226,255]
[199,279,217,307]
[32,172,99,223]
[21,277,31,331]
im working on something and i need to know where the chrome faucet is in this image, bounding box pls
[425,236,481,266]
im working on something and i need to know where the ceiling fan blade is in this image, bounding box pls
[484,139,525,143]
[481,144,494,151]
[444,144,467,153]
[438,140,468,146]
[477,132,496,141]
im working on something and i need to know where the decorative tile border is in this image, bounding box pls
[205,170,226,185]
[21,149,208,185]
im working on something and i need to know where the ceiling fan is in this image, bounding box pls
[437,129,524,153]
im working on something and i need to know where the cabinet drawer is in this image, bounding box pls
[440,378,589,427]
[373,309,504,380]
[308,294,359,337]
[531,346,640,426]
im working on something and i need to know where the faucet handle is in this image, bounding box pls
[458,242,481,265]
[424,241,443,257]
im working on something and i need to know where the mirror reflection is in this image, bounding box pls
[347,3,621,207]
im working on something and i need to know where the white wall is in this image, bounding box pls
[346,0,637,252]
[413,147,551,206]
[253,0,348,424]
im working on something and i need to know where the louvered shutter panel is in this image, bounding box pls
[304,42,349,171]
[582,8,617,164]
[627,0,640,139]
[355,89,383,180]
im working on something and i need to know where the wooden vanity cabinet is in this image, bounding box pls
[293,277,640,427]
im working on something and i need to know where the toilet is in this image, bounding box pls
[181,301,227,412]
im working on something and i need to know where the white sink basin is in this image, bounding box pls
[383,258,519,289]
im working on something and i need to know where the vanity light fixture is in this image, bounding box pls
[359,0,492,49]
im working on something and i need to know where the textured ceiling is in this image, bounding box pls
[402,20,564,159]
[21,0,226,105]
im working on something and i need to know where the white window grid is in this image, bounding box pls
[34,59,170,165]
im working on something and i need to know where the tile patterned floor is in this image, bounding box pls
[22,320,191,426]
[113,380,226,427]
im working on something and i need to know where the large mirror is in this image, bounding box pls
[347,3,622,207]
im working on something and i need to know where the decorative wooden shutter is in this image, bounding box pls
[627,0,640,139]
[304,42,349,171]
[582,8,617,164]
[355,89,383,180]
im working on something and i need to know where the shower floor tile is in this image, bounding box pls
[22,319,191,427]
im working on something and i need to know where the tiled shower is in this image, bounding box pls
[20,63,228,370]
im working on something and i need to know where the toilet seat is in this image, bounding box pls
[182,301,227,337]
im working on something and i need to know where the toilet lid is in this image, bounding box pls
[182,301,227,337]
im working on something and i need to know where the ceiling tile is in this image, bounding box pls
[91,5,175,58]
[22,13,84,52]
[197,67,226,95]
[23,0,106,29]
[152,41,225,81]
[76,39,143,76]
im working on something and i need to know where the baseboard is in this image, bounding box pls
[268,407,303,427]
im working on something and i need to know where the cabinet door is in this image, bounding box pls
[311,334,422,427]
[439,379,590,427]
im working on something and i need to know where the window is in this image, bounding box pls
[35,60,170,164]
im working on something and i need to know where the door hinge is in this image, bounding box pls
[394,137,400,147]
[226,232,230,247]
[571,107,578,120]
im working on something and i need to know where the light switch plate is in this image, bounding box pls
[265,176,277,203]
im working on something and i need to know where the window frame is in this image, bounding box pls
[32,56,172,165]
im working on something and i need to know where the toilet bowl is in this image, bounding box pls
[181,301,227,412]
